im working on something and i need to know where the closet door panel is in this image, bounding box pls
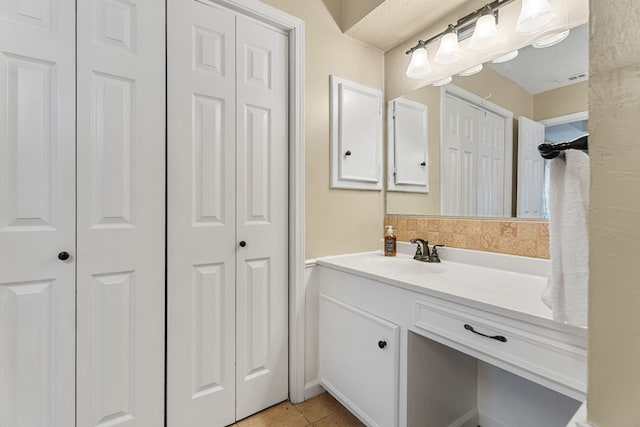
[167,2,236,426]
[76,0,166,426]
[0,0,76,425]
[235,15,289,421]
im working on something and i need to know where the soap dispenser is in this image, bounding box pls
[384,225,397,257]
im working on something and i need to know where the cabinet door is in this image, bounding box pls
[319,295,399,427]
[0,0,76,425]
[76,0,166,425]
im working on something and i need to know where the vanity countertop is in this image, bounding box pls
[316,247,586,338]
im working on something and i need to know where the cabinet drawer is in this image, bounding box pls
[414,298,586,400]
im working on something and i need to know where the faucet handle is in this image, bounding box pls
[430,244,444,262]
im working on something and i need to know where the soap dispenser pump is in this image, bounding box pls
[384,225,397,257]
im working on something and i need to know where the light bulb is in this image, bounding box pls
[406,46,431,79]
[533,29,570,48]
[469,14,500,51]
[435,32,463,65]
[516,0,556,34]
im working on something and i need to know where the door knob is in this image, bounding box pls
[344,150,352,156]
[378,340,387,349]
[239,241,247,248]
[58,251,70,261]
[420,161,426,167]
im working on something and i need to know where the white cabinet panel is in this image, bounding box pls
[192,263,227,398]
[1,54,54,229]
[92,72,134,228]
[330,75,382,190]
[387,97,429,193]
[319,294,399,427]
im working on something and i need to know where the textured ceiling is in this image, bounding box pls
[344,0,485,51]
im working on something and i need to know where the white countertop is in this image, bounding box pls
[316,246,586,338]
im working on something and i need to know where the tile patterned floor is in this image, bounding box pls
[231,392,365,427]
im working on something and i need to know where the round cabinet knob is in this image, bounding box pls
[378,340,387,349]
[58,251,70,261]
[239,241,247,248]
[344,150,352,156]
[420,161,426,167]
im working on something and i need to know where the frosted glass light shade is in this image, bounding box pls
[533,29,570,48]
[432,76,452,86]
[491,50,519,63]
[435,33,463,65]
[406,47,431,79]
[469,14,500,51]
[458,64,483,77]
[516,0,556,34]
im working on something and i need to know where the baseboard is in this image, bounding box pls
[448,408,479,427]
[478,411,510,427]
[304,379,324,400]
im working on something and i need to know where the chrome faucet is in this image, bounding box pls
[410,238,444,263]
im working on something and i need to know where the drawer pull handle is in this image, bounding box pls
[464,324,507,343]
[378,340,387,349]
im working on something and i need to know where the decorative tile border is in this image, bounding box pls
[385,216,550,259]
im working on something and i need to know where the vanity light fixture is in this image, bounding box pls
[516,0,556,34]
[490,49,519,63]
[404,0,563,80]
[532,29,570,48]
[469,8,500,51]
[406,45,431,79]
[458,64,483,76]
[435,25,463,65]
[432,76,452,86]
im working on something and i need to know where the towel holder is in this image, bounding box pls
[538,135,588,159]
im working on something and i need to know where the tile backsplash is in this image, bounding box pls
[385,216,549,259]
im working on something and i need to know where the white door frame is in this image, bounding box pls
[208,0,306,404]
[440,84,514,216]
[539,111,588,126]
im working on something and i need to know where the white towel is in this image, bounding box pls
[542,149,590,327]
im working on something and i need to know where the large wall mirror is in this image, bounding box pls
[387,23,588,219]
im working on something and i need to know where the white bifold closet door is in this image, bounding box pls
[0,0,76,425]
[75,1,166,426]
[167,1,288,426]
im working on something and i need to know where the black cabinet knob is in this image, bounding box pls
[378,340,387,349]
[239,241,247,248]
[58,251,70,261]
[420,161,426,167]
[345,150,352,156]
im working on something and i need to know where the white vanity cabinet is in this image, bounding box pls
[317,250,587,427]
[319,295,400,427]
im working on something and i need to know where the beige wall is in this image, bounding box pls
[260,0,385,259]
[534,81,588,121]
[387,67,533,216]
[588,1,640,425]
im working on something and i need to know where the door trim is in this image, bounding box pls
[207,0,306,404]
